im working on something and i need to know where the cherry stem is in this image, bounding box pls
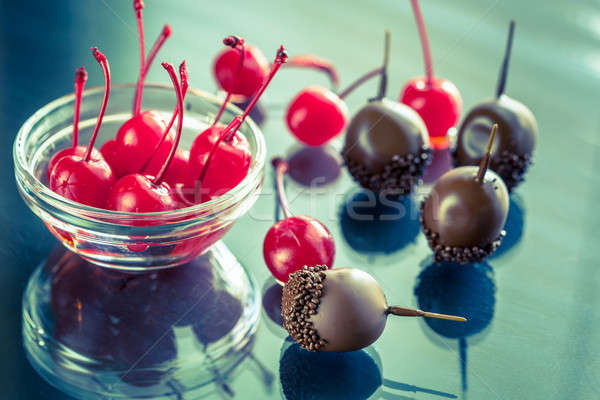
[386,306,467,322]
[476,123,498,182]
[212,36,246,127]
[132,0,146,116]
[194,46,288,199]
[84,48,110,162]
[154,62,184,185]
[338,67,384,100]
[131,24,172,116]
[496,20,515,98]
[140,61,189,174]
[144,24,172,77]
[283,54,340,90]
[272,157,292,219]
[373,30,391,101]
[410,0,434,84]
[72,66,88,148]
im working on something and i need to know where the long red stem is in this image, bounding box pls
[132,0,146,116]
[140,61,189,174]
[410,0,434,84]
[212,36,246,127]
[154,62,184,185]
[131,24,172,116]
[195,46,288,198]
[144,24,171,77]
[85,48,111,162]
[72,67,88,148]
[273,158,292,219]
[283,54,340,90]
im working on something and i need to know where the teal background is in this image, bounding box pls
[1,0,599,398]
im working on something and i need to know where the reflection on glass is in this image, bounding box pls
[490,194,525,258]
[340,190,420,255]
[286,145,342,187]
[279,338,456,400]
[25,245,263,399]
[414,260,496,394]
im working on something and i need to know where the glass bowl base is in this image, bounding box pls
[23,241,260,399]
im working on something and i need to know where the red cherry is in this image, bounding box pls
[107,61,185,213]
[286,85,348,146]
[285,54,386,147]
[400,0,462,148]
[213,43,268,99]
[190,44,288,202]
[189,125,251,201]
[47,67,93,179]
[263,158,335,283]
[49,48,115,208]
[400,77,461,139]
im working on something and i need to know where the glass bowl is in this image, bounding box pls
[14,83,266,270]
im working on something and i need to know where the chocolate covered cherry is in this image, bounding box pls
[282,266,465,352]
[343,32,431,194]
[422,124,510,263]
[454,21,537,191]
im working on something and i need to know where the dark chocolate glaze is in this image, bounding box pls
[282,266,388,352]
[454,96,537,190]
[343,99,430,193]
[421,166,509,259]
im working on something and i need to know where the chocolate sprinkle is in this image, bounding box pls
[343,146,431,194]
[281,265,328,352]
[420,200,505,264]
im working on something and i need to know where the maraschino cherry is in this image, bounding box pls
[213,39,338,100]
[286,45,388,147]
[190,45,288,202]
[400,0,462,149]
[46,67,101,179]
[100,0,173,178]
[106,61,185,213]
[49,48,115,208]
[263,158,335,284]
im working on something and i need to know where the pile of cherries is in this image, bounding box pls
[46,0,288,213]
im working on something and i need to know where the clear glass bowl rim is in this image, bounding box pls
[13,82,266,221]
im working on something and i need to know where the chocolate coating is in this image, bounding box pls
[421,166,509,263]
[343,99,431,194]
[282,266,388,352]
[454,96,537,190]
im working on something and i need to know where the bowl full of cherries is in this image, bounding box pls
[14,7,287,270]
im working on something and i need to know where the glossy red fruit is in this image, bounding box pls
[50,156,115,208]
[47,146,101,180]
[106,173,177,213]
[400,77,461,139]
[213,43,268,99]
[107,61,185,214]
[188,125,251,201]
[286,85,348,146]
[109,111,171,177]
[263,215,335,283]
[263,158,335,283]
[49,47,114,209]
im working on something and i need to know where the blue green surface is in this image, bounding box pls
[1,0,599,398]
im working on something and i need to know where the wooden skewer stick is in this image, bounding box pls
[476,123,498,182]
[386,306,467,322]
